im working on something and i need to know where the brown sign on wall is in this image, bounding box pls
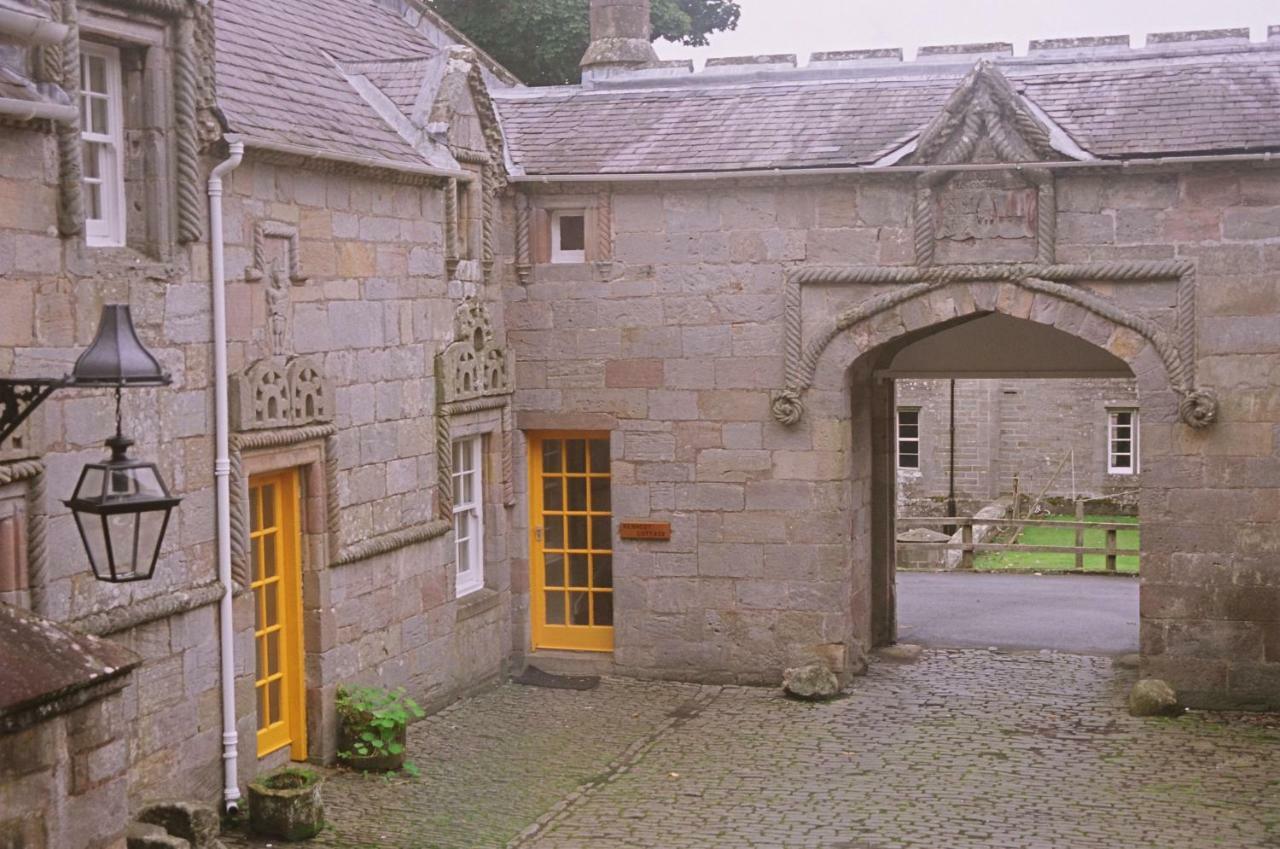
[618,521,672,541]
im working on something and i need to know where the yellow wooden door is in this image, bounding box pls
[529,433,613,651]
[249,470,307,760]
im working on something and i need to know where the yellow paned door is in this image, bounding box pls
[530,433,614,652]
[249,470,307,760]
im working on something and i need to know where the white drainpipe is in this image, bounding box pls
[209,140,245,814]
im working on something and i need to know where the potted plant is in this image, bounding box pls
[335,685,425,774]
[247,766,324,841]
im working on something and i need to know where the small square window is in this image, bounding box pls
[551,211,586,263]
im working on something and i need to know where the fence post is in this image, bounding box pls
[1011,475,1020,519]
[961,523,974,571]
[1075,499,1085,571]
[1105,527,1117,572]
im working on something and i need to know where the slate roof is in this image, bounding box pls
[494,45,1280,175]
[216,0,440,168]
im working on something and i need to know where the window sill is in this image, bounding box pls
[456,586,501,622]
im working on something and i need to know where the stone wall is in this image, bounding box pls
[0,135,515,812]
[895,377,1141,516]
[1,692,133,849]
[502,165,1280,708]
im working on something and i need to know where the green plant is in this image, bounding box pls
[335,685,425,774]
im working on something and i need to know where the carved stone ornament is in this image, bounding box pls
[245,221,306,283]
[773,261,1215,430]
[436,299,513,405]
[233,356,332,432]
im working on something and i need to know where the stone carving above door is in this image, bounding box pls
[233,356,332,431]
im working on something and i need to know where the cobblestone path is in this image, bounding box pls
[226,651,1280,849]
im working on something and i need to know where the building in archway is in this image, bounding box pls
[0,0,1278,839]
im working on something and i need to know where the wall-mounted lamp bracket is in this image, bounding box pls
[0,378,67,447]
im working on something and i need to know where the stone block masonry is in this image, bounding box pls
[503,165,1280,708]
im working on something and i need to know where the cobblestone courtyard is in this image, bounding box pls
[226,651,1280,849]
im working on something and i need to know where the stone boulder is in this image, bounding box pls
[1128,678,1182,717]
[126,822,190,849]
[782,663,840,701]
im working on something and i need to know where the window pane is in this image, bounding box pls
[542,476,562,510]
[83,142,102,179]
[266,630,280,676]
[898,424,918,438]
[588,439,610,474]
[85,181,103,220]
[267,678,282,724]
[544,516,564,549]
[261,485,276,528]
[542,440,562,472]
[590,476,611,512]
[566,440,586,473]
[569,591,590,625]
[559,215,585,251]
[544,552,564,587]
[569,553,589,587]
[899,410,918,425]
[264,581,278,628]
[591,515,611,550]
[262,532,277,578]
[592,554,613,588]
[256,684,266,730]
[1116,411,1132,426]
[250,537,262,585]
[593,593,613,627]
[568,515,588,549]
[86,55,107,94]
[90,97,109,135]
[567,477,587,511]
[544,591,565,625]
[255,635,265,678]
[249,486,261,531]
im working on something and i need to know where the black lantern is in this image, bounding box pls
[1,304,179,582]
[63,433,180,582]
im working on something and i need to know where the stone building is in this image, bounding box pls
[1,0,1279,845]
[894,376,1141,516]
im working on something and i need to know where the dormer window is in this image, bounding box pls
[551,210,586,263]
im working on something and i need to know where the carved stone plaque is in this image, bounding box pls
[934,172,1038,264]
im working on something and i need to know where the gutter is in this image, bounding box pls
[208,140,245,815]
[0,6,69,45]
[0,96,77,123]
[507,151,1278,184]
[224,133,467,180]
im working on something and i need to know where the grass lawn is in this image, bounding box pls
[975,514,1140,574]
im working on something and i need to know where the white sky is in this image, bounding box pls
[653,0,1277,66]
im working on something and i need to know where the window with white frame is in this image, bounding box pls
[80,43,127,247]
[550,210,586,263]
[452,436,484,596]
[1108,409,1139,474]
[897,408,920,470]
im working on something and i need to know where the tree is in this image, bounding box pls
[426,0,741,87]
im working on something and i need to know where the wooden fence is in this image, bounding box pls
[896,515,1139,572]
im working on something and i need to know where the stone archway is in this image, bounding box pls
[771,272,1212,661]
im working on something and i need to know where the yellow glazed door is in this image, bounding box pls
[530,433,613,652]
[249,470,307,760]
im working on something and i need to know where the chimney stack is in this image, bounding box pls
[580,0,659,80]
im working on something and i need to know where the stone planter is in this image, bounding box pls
[247,767,324,841]
[336,716,407,773]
